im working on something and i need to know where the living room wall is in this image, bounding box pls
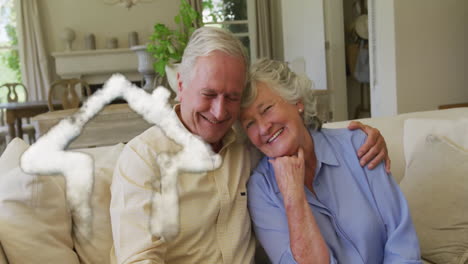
[38,0,179,53]
[394,0,468,113]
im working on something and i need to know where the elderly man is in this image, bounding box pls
[110,27,388,264]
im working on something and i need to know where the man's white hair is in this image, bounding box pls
[179,26,249,85]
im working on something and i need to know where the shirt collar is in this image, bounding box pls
[311,129,340,167]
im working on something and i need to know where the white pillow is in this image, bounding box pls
[0,139,125,264]
[0,137,29,174]
[400,135,468,264]
[72,143,125,264]
[403,118,468,165]
[0,138,80,263]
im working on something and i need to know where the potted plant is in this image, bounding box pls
[147,0,202,78]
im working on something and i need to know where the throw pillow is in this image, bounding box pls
[0,137,29,174]
[0,139,125,264]
[72,143,125,264]
[403,118,468,165]
[0,138,80,263]
[400,135,468,264]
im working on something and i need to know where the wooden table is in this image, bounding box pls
[438,102,468,109]
[33,103,152,149]
[0,101,54,139]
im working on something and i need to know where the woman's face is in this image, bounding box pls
[240,81,306,158]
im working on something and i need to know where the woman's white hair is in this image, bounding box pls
[179,26,249,84]
[241,58,321,130]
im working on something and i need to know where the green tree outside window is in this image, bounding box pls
[0,0,22,101]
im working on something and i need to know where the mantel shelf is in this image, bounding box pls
[52,48,134,57]
[52,48,140,85]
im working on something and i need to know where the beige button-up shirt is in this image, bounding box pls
[110,114,255,263]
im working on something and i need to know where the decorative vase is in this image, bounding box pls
[106,37,118,49]
[85,33,96,50]
[131,44,156,92]
[61,27,76,51]
[128,31,139,47]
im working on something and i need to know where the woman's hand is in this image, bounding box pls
[348,121,391,173]
[269,148,330,263]
[268,148,306,200]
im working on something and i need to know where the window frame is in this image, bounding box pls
[202,0,257,63]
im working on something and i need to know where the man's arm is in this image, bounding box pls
[110,142,167,264]
[348,121,391,172]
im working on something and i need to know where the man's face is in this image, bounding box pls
[178,51,246,147]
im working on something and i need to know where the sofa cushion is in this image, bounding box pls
[0,138,29,174]
[72,143,125,264]
[0,138,125,264]
[400,134,468,264]
[0,138,80,263]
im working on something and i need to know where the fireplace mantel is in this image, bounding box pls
[52,48,141,85]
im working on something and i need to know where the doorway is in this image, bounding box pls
[324,0,371,121]
[343,0,371,119]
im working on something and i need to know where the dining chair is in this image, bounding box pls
[0,83,36,144]
[48,79,92,111]
[0,109,7,154]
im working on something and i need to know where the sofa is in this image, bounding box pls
[0,107,467,264]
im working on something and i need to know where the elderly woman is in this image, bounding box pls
[241,58,421,264]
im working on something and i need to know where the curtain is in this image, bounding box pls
[188,0,203,28]
[255,0,273,59]
[15,0,51,101]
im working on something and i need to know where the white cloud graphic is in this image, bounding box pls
[20,74,222,240]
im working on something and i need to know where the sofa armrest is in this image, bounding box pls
[0,242,8,264]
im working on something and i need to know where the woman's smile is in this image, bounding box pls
[267,128,285,144]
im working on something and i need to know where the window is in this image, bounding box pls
[0,0,22,99]
[202,0,256,62]
[0,0,23,101]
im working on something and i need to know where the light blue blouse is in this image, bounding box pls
[248,128,421,264]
